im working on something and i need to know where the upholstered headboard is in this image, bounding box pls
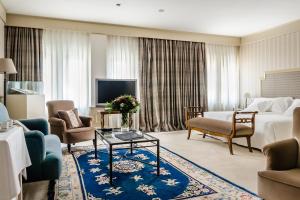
[261,68,300,99]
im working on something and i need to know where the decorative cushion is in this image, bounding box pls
[57,109,83,129]
[271,97,293,113]
[243,99,273,112]
[284,99,300,116]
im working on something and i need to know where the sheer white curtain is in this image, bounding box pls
[106,35,139,79]
[206,44,239,111]
[106,35,139,128]
[43,29,91,113]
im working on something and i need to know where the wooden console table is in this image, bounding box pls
[99,111,133,128]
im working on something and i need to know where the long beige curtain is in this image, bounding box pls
[5,26,43,81]
[139,38,207,132]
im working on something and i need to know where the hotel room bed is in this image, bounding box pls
[199,68,300,150]
[204,111,293,150]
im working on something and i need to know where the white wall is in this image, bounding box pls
[0,19,5,97]
[0,2,6,99]
[240,22,300,102]
[90,34,107,106]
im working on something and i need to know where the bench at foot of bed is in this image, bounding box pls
[185,107,257,155]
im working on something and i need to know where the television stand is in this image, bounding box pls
[99,111,133,128]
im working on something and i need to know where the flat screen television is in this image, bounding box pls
[96,79,137,106]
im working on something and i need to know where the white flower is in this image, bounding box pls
[151,167,170,175]
[149,161,157,165]
[136,184,156,196]
[134,154,149,160]
[131,175,143,182]
[103,187,123,195]
[88,159,101,166]
[95,174,109,185]
[90,167,101,173]
[120,103,125,107]
[162,179,179,186]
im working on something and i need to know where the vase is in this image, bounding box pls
[121,112,129,132]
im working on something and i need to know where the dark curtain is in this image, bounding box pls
[5,26,43,81]
[139,38,207,132]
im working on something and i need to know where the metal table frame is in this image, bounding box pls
[94,129,160,184]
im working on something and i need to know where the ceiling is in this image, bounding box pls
[2,0,300,37]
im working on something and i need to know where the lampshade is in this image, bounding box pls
[0,58,17,74]
[243,92,251,99]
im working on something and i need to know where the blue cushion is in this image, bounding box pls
[42,135,62,180]
[44,135,62,157]
[0,103,10,122]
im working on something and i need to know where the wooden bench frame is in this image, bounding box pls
[185,106,257,155]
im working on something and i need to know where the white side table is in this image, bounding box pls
[0,126,32,200]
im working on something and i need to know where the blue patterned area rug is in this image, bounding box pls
[55,146,261,200]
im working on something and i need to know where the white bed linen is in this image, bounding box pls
[203,111,293,150]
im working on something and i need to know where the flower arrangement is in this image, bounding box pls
[106,95,140,131]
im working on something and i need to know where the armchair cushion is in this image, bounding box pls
[63,126,95,143]
[57,109,83,129]
[258,168,300,188]
[263,138,299,170]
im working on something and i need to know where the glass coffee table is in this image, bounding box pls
[94,129,160,184]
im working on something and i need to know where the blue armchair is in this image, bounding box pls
[0,103,62,182]
[20,118,62,182]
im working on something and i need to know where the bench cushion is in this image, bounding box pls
[188,117,252,136]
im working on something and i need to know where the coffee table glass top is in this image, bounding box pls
[95,129,158,144]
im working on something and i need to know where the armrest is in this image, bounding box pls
[263,138,299,170]
[79,116,92,127]
[24,131,46,164]
[48,117,67,131]
[184,106,204,122]
[20,118,49,135]
[232,111,258,136]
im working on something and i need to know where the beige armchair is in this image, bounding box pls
[258,107,300,200]
[46,100,95,152]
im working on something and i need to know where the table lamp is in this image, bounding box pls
[244,92,251,108]
[0,58,17,105]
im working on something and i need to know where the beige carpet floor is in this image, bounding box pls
[23,130,265,199]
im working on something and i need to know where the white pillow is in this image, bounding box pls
[271,97,294,113]
[284,99,300,116]
[243,99,273,112]
[246,97,272,107]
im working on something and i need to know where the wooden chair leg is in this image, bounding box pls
[67,144,71,153]
[246,136,253,152]
[187,128,192,139]
[203,133,206,138]
[228,138,233,155]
